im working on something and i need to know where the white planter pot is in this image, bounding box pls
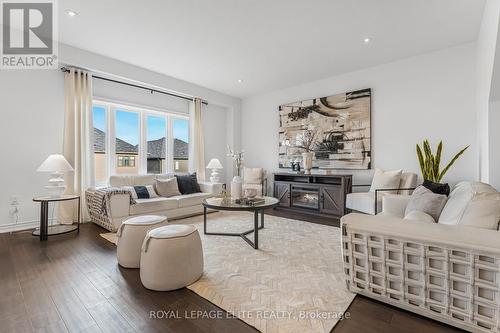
[231,176,242,199]
[302,152,314,174]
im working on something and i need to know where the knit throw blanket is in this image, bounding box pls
[89,187,135,218]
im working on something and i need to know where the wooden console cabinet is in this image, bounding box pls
[273,173,352,219]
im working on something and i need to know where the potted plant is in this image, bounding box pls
[295,129,319,174]
[416,140,469,195]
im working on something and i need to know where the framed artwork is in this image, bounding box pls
[278,88,371,170]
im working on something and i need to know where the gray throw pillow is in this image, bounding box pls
[155,178,181,197]
[405,185,448,221]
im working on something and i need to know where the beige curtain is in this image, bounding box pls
[59,68,95,223]
[188,98,206,180]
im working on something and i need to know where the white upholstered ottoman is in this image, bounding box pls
[116,215,168,268]
[140,224,203,291]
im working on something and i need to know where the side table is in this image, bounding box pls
[32,195,81,241]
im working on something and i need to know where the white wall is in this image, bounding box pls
[241,43,478,191]
[0,70,65,231]
[476,0,500,182]
[0,44,238,231]
[489,100,500,190]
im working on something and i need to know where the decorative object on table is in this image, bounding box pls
[206,158,223,182]
[33,195,80,241]
[293,128,319,174]
[230,175,243,199]
[37,154,74,197]
[221,183,228,198]
[279,88,371,170]
[235,197,266,206]
[244,188,258,198]
[227,145,244,177]
[228,146,245,198]
[416,139,469,196]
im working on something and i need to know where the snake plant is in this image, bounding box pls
[416,140,469,183]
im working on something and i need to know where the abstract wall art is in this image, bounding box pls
[278,88,371,170]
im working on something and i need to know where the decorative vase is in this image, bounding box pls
[231,176,243,199]
[302,152,314,174]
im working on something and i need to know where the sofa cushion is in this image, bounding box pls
[438,181,500,229]
[404,185,447,221]
[346,192,382,215]
[370,169,402,194]
[175,173,201,194]
[155,178,181,197]
[170,192,213,208]
[130,197,178,215]
[404,211,436,223]
[244,167,263,184]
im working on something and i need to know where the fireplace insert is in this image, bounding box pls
[291,185,319,210]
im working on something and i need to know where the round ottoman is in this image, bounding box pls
[116,215,168,268]
[140,224,203,291]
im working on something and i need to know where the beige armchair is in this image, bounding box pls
[346,171,417,215]
[242,167,267,196]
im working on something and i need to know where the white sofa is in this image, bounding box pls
[341,181,500,332]
[87,174,221,232]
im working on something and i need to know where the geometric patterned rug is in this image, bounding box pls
[100,211,354,333]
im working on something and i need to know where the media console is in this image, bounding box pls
[273,173,352,219]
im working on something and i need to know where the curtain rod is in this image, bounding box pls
[60,67,208,105]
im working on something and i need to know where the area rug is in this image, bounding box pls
[100,212,354,333]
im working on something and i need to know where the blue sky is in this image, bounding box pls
[93,106,189,145]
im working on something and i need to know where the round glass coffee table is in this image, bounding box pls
[202,196,279,249]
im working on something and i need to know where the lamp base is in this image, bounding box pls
[45,185,66,197]
[210,169,221,183]
[46,172,66,197]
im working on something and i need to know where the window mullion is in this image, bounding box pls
[139,112,147,174]
[109,106,116,177]
[167,115,174,173]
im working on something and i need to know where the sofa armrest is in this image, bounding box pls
[381,194,411,218]
[108,194,131,219]
[199,181,222,195]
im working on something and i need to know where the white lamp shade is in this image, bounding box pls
[206,158,223,169]
[37,154,74,172]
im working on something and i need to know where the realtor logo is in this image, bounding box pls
[1,0,58,69]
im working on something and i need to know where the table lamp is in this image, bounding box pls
[206,158,223,183]
[37,154,74,197]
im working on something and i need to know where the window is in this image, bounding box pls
[92,101,190,185]
[146,115,167,174]
[115,110,139,174]
[92,106,108,185]
[173,118,189,172]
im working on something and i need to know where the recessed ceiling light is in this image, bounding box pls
[237,79,243,83]
[363,37,371,43]
[65,10,78,17]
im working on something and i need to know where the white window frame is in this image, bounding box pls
[92,99,190,184]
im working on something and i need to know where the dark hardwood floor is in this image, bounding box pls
[0,220,464,333]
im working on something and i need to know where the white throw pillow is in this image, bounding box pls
[122,185,158,199]
[155,178,181,197]
[439,181,500,229]
[404,211,436,223]
[369,169,403,194]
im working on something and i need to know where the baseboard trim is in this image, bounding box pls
[0,220,40,233]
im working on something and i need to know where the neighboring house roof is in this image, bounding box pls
[93,127,188,159]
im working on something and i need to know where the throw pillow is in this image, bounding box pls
[404,185,447,221]
[175,173,201,195]
[404,211,436,223]
[123,185,159,199]
[155,178,181,197]
[369,168,403,194]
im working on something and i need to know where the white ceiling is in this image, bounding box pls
[59,0,485,98]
